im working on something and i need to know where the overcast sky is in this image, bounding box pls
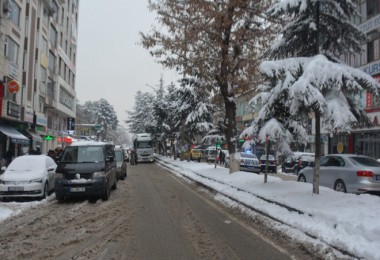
[76,0,177,127]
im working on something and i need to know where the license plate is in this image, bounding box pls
[8,186,24,191]
[376,175,380,181]
[70,187,85,192]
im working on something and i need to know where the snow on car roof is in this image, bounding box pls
[68,140,108,146]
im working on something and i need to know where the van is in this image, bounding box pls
[205,147,218,162]
[54,141,117,201]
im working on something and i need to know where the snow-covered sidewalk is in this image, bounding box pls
[156,155,380,260]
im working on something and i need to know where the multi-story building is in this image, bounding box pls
[0,0,78,162]
[333,0,380,159]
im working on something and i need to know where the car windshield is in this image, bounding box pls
[349,156,380,167]
[61,146,104,163]
[114,150,123,162]
[240,153,257,159]
[136,141,153,148]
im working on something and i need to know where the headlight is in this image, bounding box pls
[93,171,106,178]
[30,178,43,183]
[55,173,64,179]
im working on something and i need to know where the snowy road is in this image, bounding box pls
[0,163,321,259]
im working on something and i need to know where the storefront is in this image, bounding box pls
[0,123,30,165]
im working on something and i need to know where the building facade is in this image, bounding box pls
[0,0,78,162]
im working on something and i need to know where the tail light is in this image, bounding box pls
[260,160,263,164]
[357,171,374,177]
[298,160,302,167]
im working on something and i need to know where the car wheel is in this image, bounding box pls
[56,194,64,202]
[298,174,306,182]
[334,180,347,193]
[112,178,117,190]
[102,184,110,201]
[41,182,48,200]
[120,171,125,180]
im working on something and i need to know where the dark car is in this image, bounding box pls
[283,152,315,174]
[259,154,277,173]
[115,147,127,180]
[54,141,117,201]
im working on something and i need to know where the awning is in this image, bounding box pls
[26,130,43,143]
[0,124,30,144]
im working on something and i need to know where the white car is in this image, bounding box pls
[0,155,57,200]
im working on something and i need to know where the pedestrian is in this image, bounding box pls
[130,148,136,165]
[47,150,56,160]
[219,150,224,164]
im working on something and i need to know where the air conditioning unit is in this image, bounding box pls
[3,0,10,13]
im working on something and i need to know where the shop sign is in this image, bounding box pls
[7,80,20,93]
[35,115,48,127]
[7,101,20,118]
[23,105,34,123]
[337,142,344,154]
[35,125,46,134]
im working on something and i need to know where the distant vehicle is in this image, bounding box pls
[190,149,202,162]
[114,147,127,180]
[205,147,218,162]
[298,154,380,194]
[133,133,155,163]
[54,141,117,201]
[0,155,57,200]
[260,154,277,173]
[239,152,260,173]
[283,152,315,174]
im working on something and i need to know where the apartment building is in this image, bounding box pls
[0,0,78,161]
[332,0,380,159]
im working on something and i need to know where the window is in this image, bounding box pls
[367,0,380,18]
[48,51,56,72]
[368,41,375,63]
[40,37,48,55]
[52,1,59,23]
[49,25,57,48]
[9,0,21,26]
[47,78,55,99]
[42,8,49,25]
[40,66,46,85]
[4,37,19,64]
[39,95,45,113]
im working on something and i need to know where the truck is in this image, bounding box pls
[133,133,155,163]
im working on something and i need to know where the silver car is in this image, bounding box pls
[297,154,380,194]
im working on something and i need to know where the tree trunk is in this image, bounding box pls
[313,111,321,194]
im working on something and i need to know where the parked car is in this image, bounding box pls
[259,154,277,173]
[283,152,315,174]
[0,155,57,200]
[54,141,117,201]
[297,154,380,194]
[115,147,127,180]
[239,152,260,173]
[189,149,201,162]
[205,148,218,162]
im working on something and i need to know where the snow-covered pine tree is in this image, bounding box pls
[96,98,119,141]
[173,77,213,161]
[245,0,380,194]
